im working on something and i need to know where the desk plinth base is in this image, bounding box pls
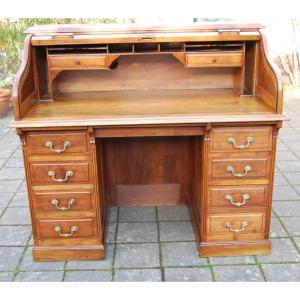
[199,240,271,257]
[32,245,105,262]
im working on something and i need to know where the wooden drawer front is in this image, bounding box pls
[48,54,107,69]
[30,162,91,185]
[211,127,272,152]
[33,191,93,211]
[210,157,269,181]
[36,218,96,239]
[186,52,243,67]
[27,132,88,155]
[208,185,268,208]
[206,212,266,241]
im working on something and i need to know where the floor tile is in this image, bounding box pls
[276,151,299,161]
[0,168,25,180]
[274,173,289,186]
[119,207,156,222]
[107,222,117,243]
[283,172,300,186]
[273,186,299,201]
[0,272,13,282]
[109,207,118,223]
[66,244,114,270]
[213,265,264,282]
[0,207,31,225]
[117,222,158,243]
[0,180,23,193]
[209,256,255,265]
[270,218,288,238]
[64,270,112,282]
[280,217,300,236]
[19,247,65,271]
[0,193,14,208]
[273,201,300,217]
[9,192,29,207]
[164,267,212,282]
[0,225,31,246]
[0,247,24,271]
[276,161,300,173]
[159,221,195,242]
[293,237,300,249]
[262,263,300,281]
[15,271,63,282]
[161,242,208,267]
[114,243,160,269]
[4,157,24,168]
[114,268,162,282]
[157,206,190,221]
[257,238,300,263]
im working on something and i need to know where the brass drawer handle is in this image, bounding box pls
[225,193,250,207]
[54,225,78,237]
[224,221,248,233]
[227,137,254,149]
[51,198,76,211]
[47,170,74,182]
[44,141,71,153]
[74,60,81,65]
[226,165,252,177]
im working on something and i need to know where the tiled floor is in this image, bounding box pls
[0,94,300,282]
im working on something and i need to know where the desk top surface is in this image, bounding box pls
[11,89,286,128]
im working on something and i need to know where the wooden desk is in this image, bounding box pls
[11,23,285,261]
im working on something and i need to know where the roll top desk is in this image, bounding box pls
[11,24,286,261]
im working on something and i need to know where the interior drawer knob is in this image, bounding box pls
[227,137,254,149]
[47,170,74,182]
[225,193,250,206]
[226,165,252,177]
[74,59,81,65]
[212,58,217,63]
[44,140,72,153]
[224,221,248,233]
[51,198,76,210]
[54,225,78,237]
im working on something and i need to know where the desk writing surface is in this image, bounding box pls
[14,89,284,128]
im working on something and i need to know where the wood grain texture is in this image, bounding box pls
[11,24,284,260]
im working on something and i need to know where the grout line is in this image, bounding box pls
[11,232,32,281]
[111,207,120,282]
[206,259,216,281]
[61,261,68,282]
[273,210,300,256]
[155,206,165,282]
[254,256,267,281]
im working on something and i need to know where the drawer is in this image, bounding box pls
[211,127,272,152]
[210,157,270,181]
[33,191,94,211]
[206,212,266,241]
[30,162,91,185]
[35,218,97,239]
[27,131,88,155]
[186,51,243,67]
[208,185,268,208]
[48,54,108,69]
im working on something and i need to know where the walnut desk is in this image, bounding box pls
[11,24,286,261]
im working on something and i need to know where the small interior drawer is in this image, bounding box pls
[186,51,244,67]
[30,162,91,185]
[33,190,94,211]
[48,54,108,69]
[35,218,96,239]
[27,131,88,155]
[208,185,268,208]
[211,127,273,152]
[210,157,270,181]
